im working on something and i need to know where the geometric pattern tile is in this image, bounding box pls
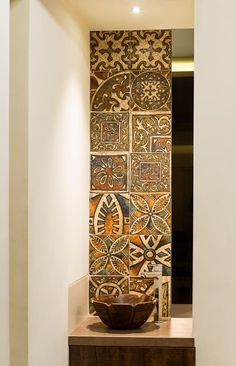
[130,193,171,235]
[90,112,129,151]
[89,276,129,313]
[130,153,170,192]
[89,235,129,276]
[91,72,131,112]
[130,30,171,70]
[132,114,171,152]
[90,31,130,71]
[89,193,130,235]
[129,235,171,276]
[91,154,128,191]
[130,71,171,112]
[129,277,154,297]
[162,276,171,318]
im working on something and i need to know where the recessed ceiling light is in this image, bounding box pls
[132,6,141,14]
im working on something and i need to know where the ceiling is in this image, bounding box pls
[71,0,194,31]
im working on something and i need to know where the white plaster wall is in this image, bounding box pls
[28,0,89,365]
[0,2,9,365]
[193,0,236,364]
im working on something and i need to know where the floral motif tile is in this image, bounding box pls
[90,112,129,152]
[90,31,130,71]
[89,193,130,235]
[162,276,171,318]
[91,71,130,112]
[89,235,129,275]
[131,153,170,192]
[129,277,154,297]
[132,114,171,152]
[89,276,129,313]
[130,193,171,235]
[130,30,171,70]
[91,154,128,192]
[130,235,171,276]
[130,71,171,112]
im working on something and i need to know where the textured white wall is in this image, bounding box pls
[193,0,236,365]
[28,1,89,365]
[0,2,9,366]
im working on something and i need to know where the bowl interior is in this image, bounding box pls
[93,294,155,305]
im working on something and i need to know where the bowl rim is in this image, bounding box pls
[91,294,157,306]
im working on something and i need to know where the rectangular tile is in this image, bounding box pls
[89,234,129,276]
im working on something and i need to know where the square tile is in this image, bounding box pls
[130,71,171,112]
[89,193,130,235]
[91,71,131,112]
[130,193,171,235]
[89,234,129,275]
[90,112,129,151]
[162,276,171,318]
[91,154,128,192]
[132,114,171,152]
[131,153,170,192]
[89,276,129,313]
[90,31,130,71]
[130,30,171,70]
[130,235,171,276]
[129,277,154,297]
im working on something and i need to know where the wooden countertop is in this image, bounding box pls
[69,317,194,348]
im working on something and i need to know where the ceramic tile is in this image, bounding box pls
[130,235,171,276]
[162,276,171,318]
[130,193,171,235]
[129,277,154,297]
[89,234,129,275]
[91,71,130,112]
[89,193,130,235]
[90,31,130,71]
[130,30,171,70]
[130,71,171,112]
[89,276,129,313]
[132,114,171,152]
[91,154,128,192]
[130,153,170,192]
[90,112,129,152]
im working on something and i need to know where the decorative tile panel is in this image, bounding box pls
[90,31,130,71]
[91,154,128,191]
[130,153,170,192]
[89,276,129,313]
[89,29,172,317]
[130,235,171,276]
[130,71,171,111]
[90,112,129,151]
[89,193,130,235]
[91,71,130,112]
[130,30,171,70]
[130,193,171,235]
[132,114,171,152]
[89,235,129,275]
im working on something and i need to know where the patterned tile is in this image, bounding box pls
[91,71,130,112]
[89,276,129,313]
[91,154,128,192]
[90,31,130,71]
[132,114,171,152]
[90,112,129,152]
[130,71,171,112]
[131,153,170,192]
[129,277,154,297]
[130,235,171,276]
[89,193,130,235]
[130,193,171,235]
[130,30,171,70]
[89,234,129,275]
[162,276,171,318]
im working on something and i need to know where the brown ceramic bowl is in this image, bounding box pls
[92,294,157,330]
